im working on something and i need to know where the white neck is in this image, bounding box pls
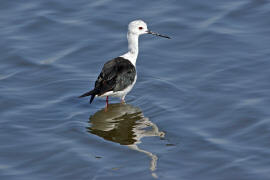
[120,32,139,66]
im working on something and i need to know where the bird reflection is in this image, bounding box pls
[87,103,165,178]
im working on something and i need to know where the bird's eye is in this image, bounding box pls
[139,27,143,30]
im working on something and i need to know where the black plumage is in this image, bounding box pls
[79,57,136,104]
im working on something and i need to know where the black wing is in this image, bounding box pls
[79,57,136,104]
[95,57,136,95]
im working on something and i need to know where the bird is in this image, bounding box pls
[79,20,170,108]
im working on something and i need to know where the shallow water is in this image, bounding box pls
[1,0,270,179]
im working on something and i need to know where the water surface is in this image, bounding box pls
[1,0,270,179]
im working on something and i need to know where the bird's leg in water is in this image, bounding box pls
[106,96,109,106]
[121,97,125,104]
[104,96,109,112]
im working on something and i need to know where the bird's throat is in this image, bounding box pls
[127,32,139,58]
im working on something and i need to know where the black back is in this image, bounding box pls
[94,57,136,96]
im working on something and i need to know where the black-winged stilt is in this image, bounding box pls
[79,20,170,107]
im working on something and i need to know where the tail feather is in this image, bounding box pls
[79,89,99,104]
[78,91,92,98]
[89,94,95,104]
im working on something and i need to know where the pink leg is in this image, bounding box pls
[106,96,109,106]
[105,96,109,112]
[121,97,125,104]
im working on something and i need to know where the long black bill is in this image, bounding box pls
[147,30,171,39]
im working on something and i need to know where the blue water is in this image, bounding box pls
[1,0,270,179]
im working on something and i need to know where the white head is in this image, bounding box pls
[121,20,170,65]
[128,20,170,38]
[128,20,148,36]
